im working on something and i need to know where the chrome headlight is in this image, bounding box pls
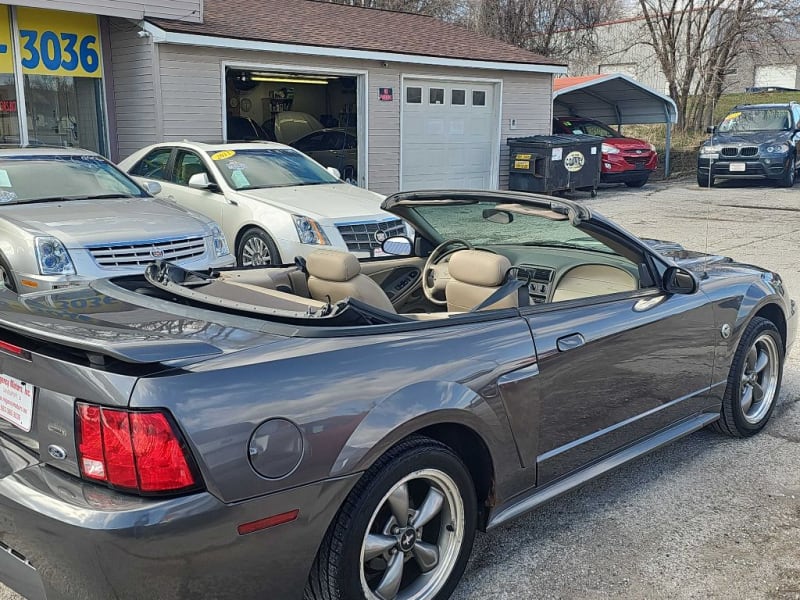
[292,215,330,245]
[211,225,230,257]
[701,144,723,153]
[35,237,75,275]
[601,143,620,154]
[763,143,789,154]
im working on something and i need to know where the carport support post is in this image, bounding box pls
[664,105,672,178]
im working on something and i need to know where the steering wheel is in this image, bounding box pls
[422,238,473,305]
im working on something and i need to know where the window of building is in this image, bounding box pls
[451,89,466,105]
[406,87,422,104]
[472,90,486,106]
[429,88,445,105]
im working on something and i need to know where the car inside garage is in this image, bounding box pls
[225,68,361,184]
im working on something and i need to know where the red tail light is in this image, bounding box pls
[76,402,201,495]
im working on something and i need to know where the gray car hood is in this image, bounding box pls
[1,197,209,247]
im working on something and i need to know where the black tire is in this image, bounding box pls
[778,156,796,187]
[305,436,478,600]
[0,256,17,293]
[712,317,784,437]
[697,172,713,188]
[236,227,281,267]
[625,177,649,188]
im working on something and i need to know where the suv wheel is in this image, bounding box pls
[779,157,796,187]
[697,172,713,188]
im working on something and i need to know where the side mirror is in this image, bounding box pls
[705,126,717,134]
[381,236,413,257]
[326,166,341,179]
[188,172,213,190]
[142,180,162,196]
[663,266,698,294]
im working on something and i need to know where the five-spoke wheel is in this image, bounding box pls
[236,227,281,267]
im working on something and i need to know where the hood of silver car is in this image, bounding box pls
[0,197,209,247]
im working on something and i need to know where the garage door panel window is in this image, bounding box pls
[451,89,466,106]
[406,87,422,104]
[429,88,445,105]
[472,91,487,107]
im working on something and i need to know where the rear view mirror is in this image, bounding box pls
[326,166,341,179]
[142,180,162,196]
[482,209,514,224]
[706,126,717,134]
[381,236,413,256]
[663,266,698,294]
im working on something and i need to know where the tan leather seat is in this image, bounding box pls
[306,250,396,313]
[445,250,517,312]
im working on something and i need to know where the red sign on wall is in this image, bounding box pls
[378,87,393,101]
[0,100,16,112]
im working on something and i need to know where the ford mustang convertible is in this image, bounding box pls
[0,190,794,600]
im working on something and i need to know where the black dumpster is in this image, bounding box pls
[508,134,603,196]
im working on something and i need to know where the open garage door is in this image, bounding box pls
[401,79,499,189]
[225,68,365,186]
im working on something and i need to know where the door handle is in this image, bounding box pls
[556,333,585,352]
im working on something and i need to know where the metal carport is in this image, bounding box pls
[553,74,678,176]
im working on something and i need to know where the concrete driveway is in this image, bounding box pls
[452,178,800,600]
[1,178,798,600]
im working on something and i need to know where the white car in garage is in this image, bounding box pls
[120,142,402,266]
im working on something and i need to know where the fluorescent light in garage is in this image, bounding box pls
[250,76,330,85]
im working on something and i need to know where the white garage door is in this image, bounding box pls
[401,79,499,189]
[754,65,798,89]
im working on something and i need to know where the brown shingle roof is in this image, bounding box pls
[149,0,564,67]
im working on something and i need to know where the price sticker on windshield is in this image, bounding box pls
[16,8,102,78]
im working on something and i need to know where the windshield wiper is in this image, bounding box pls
[18,193,136,204]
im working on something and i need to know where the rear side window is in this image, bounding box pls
[130,148,172,180]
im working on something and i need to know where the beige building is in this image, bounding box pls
[0,0,567,195]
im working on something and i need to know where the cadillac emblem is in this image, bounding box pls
[374,230,388,243]
[150,248,165,258]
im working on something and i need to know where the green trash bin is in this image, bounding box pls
[508,134,603,196]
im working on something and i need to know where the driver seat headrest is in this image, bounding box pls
[448,250,511,287]
[306,249,361,282]
[306,249,397,313]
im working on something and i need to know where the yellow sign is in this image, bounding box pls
[16,8,102,78]
[514,160,530,170]
[211,150,236,161]
[724,111,742,121]
[0,8,13,74]
[515,153,532,160]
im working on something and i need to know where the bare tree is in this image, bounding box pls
[468,0,624,59]
[638,0,800,129]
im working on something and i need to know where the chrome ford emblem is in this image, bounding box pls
[374,230,388,244]
[150,248,165,258]
[48,445,67,460]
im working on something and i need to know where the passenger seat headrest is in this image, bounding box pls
[306,249,361,282]
[448,250,511,287]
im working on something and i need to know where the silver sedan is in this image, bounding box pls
[0,148,234,294]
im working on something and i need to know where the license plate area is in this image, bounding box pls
[729,162,746,172]
[0,375,34,432]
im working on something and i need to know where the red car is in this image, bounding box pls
[553,117,658,188]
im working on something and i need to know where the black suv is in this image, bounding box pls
[697,102,800,187]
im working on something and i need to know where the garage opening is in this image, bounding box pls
[224,68,363,186]
[401,78,500,190]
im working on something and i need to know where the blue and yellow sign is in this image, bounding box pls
[16,8,102,78]
[0,9,13,74]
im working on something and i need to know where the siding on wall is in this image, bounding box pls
[149,44,551,195]
[108,21,160,158]
[12,0,202,22]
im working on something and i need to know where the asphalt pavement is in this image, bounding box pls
[1,178,799,600]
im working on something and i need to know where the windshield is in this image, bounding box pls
[0,155,147,204]
[555,119,619,138]
[412,201,616,254]
[208,148,341,190]
[718,108,791,133]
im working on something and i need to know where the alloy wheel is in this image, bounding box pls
[241,236,273,266]
[740,333,780,424]
[360,468,464,600]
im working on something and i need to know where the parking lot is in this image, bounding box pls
[452,179,800,600]
[2,179,799,600]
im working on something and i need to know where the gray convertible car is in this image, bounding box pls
[0,190,794,600]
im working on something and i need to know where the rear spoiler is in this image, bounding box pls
[0,307,222,366]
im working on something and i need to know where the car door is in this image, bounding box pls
[524,282,717,485]
[160,149,227,229]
